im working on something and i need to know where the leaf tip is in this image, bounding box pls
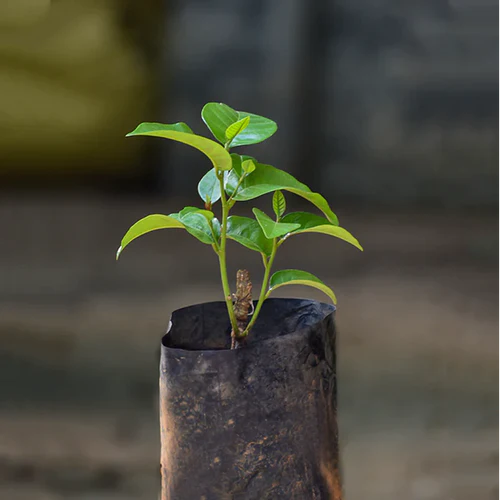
[116,246,123,260]
[125,124,144,137]
[125,127,141,137]
[352,237,364,252]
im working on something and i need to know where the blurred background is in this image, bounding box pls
[0,0,498,499]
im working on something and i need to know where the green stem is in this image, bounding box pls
[227,174,246,205]
[243,238,278,336]
[217,171,239,333]
[210,226,220,252]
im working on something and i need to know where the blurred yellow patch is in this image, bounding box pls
[0,0,151,174]
[0,0,51,28]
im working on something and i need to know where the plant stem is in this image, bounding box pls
[217,171,239,333]
[227,174,246,205]
[243,238,277,336]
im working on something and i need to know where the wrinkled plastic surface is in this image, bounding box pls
[159,298,341,500]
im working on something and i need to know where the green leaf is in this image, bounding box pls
[268,270,337,304]
[224,156,240,197]
[225,154,245,195]
[230,153,244,176]
[201,103,277,147]
[226,216,273,256]
[252,208,300,239]
[281,211,329,229]
[126,122,232,171]
[230,111,277,147]
[295,225,362,251]
[225,116,250,143]
[130,122,194,134]
[198,169,221,204]
[224,155,255,197]
[224,173,238,198]
[231,159,307,198]
[116,214,184,259]
[170,207,217,245]
[291,191,339,226]
[242,159,256,174]
[202,103,239,144]
[281,212,363,250]
[176,206,214,221]
[211,217,221,242]
[231,161,339,225]
[272,190,286,218]
[116,207,221,258]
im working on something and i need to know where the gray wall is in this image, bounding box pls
[162,0,498,208]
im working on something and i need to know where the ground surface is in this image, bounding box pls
[0,196,497,499]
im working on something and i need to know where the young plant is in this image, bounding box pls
[117,102,363,347]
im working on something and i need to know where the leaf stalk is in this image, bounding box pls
[242,238,278,336]
[217,170,239,334]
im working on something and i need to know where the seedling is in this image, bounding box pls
[117,102,363,347]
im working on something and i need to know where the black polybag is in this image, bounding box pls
[159,298,342,500]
